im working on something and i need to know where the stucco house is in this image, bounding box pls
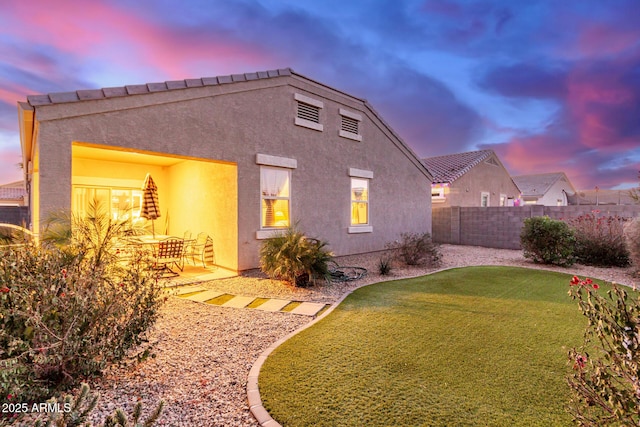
[17,68,432,272]
[422,150,520,207]
[512,172,576,206]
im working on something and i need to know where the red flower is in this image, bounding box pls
[0,286,9,293]
[570,276,580,286]
[61,269,67,278]
[60,292,66,298]
[7,394,12,400]
[592,284,600,289]
[574,354,587,370]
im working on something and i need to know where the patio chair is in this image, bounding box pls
[185,232,212,268]
[151,237,185,278]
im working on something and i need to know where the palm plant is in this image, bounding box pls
[259,226,333,287]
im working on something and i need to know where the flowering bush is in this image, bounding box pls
[566,212,630,267]
[520,216,575,266]
[567,276,640,425]
[0,205,164,405]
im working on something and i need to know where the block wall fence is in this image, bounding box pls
[0,207,29,227]
[432,205,640,250]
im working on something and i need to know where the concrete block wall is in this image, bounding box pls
[0,207,30,227]
[433,205,640,250]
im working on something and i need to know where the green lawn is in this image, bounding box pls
[259,266,594,426]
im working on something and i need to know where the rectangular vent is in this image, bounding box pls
[297,102,320,123]
[341,115,359,134]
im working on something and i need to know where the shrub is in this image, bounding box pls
[520,216,575,266]
[388,232,441,267]
[259,227,333,287]
[0,204,164,404]
[566,213,629,267]
[567,276,640,425]
[625,218,640,273]
[377,254,394,275]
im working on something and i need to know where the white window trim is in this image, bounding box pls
[256,154,297,169]
[257,163,293,239]
[339,108,363,142]
[349,168,373,233]
[294,93,324,132]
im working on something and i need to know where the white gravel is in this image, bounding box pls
[27,244,640,426]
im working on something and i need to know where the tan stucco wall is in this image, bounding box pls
[437,155,520,207]
[30,75,431,270]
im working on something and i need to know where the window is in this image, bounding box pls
[351,178,369,225]
[500,194,507,206]
[339,108,363,141]
[481,192,490,207]
[73,186,142,223]
[261,167,290,229]
[294,93,323,131]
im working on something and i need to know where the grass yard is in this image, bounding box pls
[259,266,595,426]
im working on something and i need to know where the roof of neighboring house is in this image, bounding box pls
[512,172,575,198]
[422,150,495,184]
[0,181,26,200]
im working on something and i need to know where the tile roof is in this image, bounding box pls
[512,172,572,197]
[422,150,494,184]
[26,68,294,107]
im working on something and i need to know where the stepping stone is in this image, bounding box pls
[255,298,290,312]
[222,295,256,308]
[172,286,207,295]
[185,290,225,302]
[290,302,327,316]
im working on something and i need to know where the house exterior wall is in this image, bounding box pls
[28,74,431,270]
[433,154,520,207]
[535,179,571,206]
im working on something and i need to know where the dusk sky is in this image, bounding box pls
[1,0,639,190]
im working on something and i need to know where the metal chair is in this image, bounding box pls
[151,237,185,277]
[186,232,211,268]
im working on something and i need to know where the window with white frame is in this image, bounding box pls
[351,178,369,225]
[339,108,362,141]
[481,192,490,207]
[260,167,291,229]
[73,186,143,223]
[500,194,507,206]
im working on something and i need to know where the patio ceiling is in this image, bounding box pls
[72,144,185,167]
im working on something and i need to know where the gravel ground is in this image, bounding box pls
[25,244,640,426]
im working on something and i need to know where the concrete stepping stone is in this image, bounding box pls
[255,298,290,312]
[172,286,207,296]
[290,302,327,316]
[185,290,225,303]
[222,295,256,308]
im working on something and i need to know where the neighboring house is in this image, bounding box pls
[0,181,27,206]
[422,150,520,207]
[569,188,637,206]
[512,172,576,206]
[17,68,432,272]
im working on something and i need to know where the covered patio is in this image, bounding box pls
[70,143,239,275]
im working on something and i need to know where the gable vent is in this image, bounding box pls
[297,102,320,123]
[341,115,359,135]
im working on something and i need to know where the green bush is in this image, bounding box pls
[388,232,441,267]
[0,204,164,404]
[566,213,629,267]
[625,218,640,273]
[520,216,575,266]
[259,227,333,287]
[567,276,640,425]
